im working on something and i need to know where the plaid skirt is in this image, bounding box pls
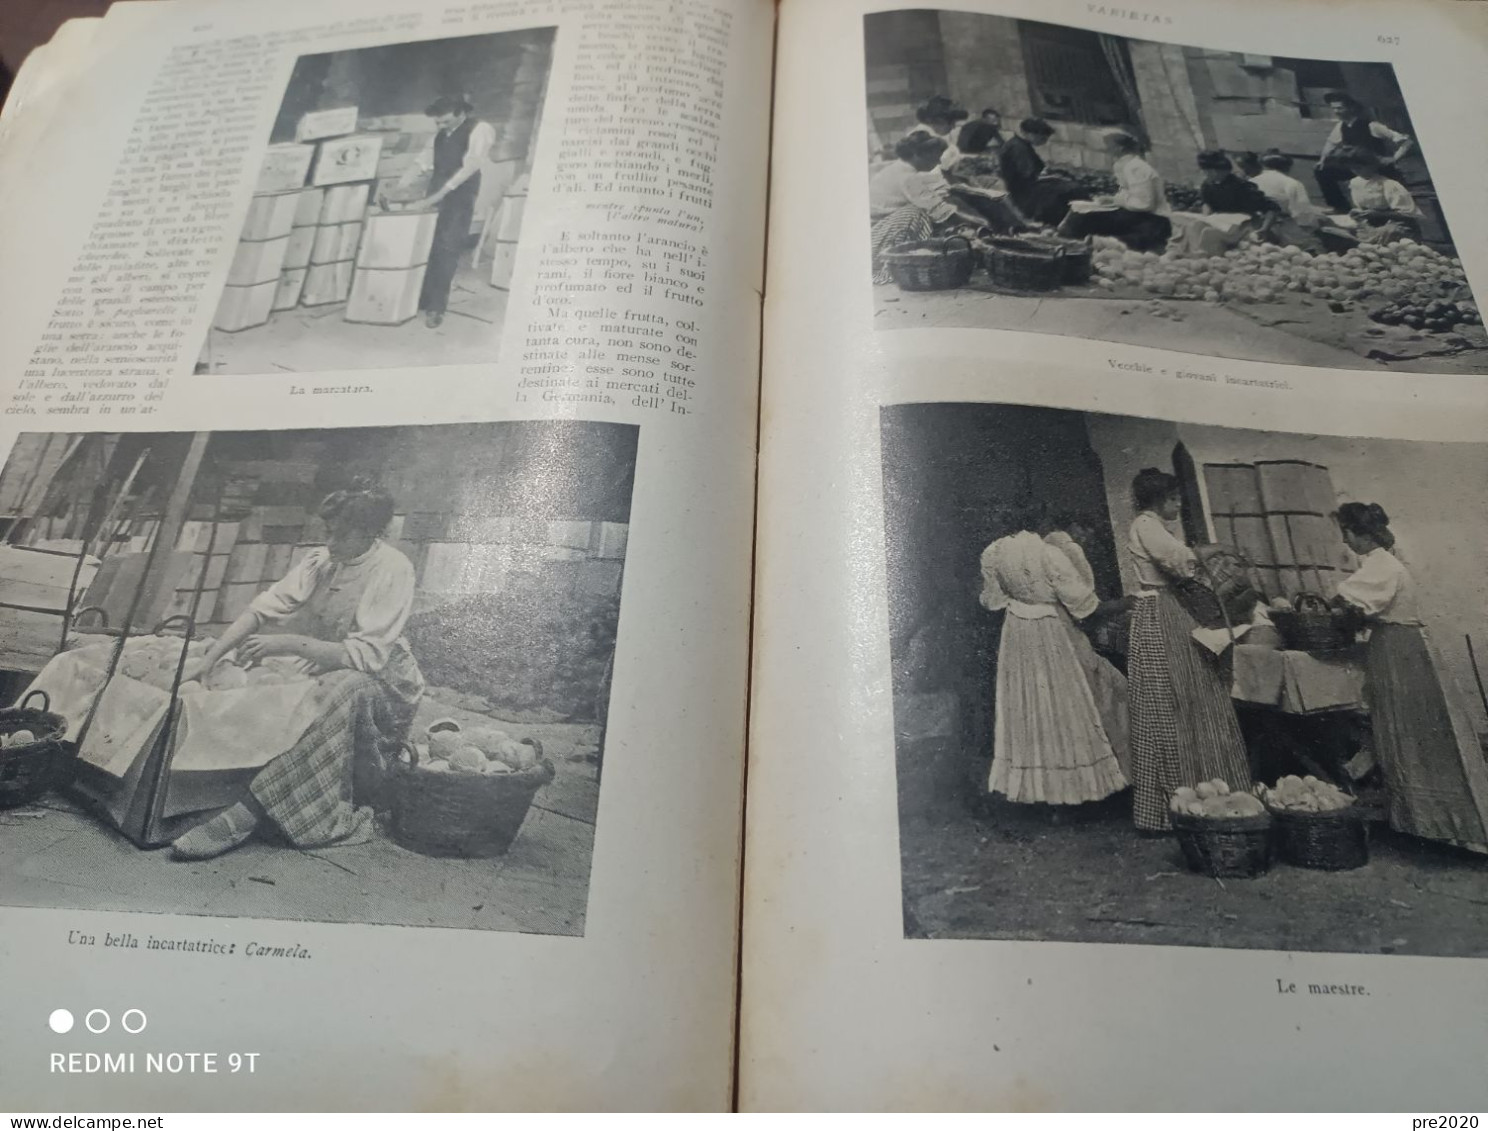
[870,205,935,284]
[1128,590,1250,831]
[250,669,416,848]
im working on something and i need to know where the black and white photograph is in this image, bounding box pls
[199,28,553,375]
[865,12,1485,374]
[0,420,635,934]
[882,402,1488,955]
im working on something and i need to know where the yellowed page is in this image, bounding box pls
[0,0,769,1110]
[744,0,1488,1110]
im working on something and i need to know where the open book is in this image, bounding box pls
[1,0,1486,1112]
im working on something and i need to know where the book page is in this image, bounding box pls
[744,0,1488,1110]
[0,0,769,1110]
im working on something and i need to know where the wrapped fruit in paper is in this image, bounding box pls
[1170,779,1265,819]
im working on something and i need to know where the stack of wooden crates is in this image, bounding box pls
[213,106,442,332]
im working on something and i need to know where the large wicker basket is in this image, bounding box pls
[1170,810,1274,878]
[984,236,1066,291]
[1271,593,1356,657]
[882,235,975,291]
[0,690,73,809]
[1268,804,1369,870]
[388,739,554,858]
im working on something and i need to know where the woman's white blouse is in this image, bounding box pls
[1336,547,1423,625]
[248,540,417,675]
[1113,154,1170,215]
[1127,511,1196,588]
[981,531,1099,620]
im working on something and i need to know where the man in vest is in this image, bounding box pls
[394,95,497,328]
[1314,91,1413,214]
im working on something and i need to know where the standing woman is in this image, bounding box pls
[170,481,425,859]
[1125,469,1251,831]
[1332,503,1488,853]
[979,511,1128,806]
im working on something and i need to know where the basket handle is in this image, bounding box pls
[71,606,110,630]
[944,234,972,255]
[20,689,50,713]
[152,614,194,637]
[1293,593,1329,614]
[396,740,421,769]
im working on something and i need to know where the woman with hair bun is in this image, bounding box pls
[170,478,424,860]
[1333,502,1488,852]
[1125,468,1251,832]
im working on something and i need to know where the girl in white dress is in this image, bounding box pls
[980,515,1128,805]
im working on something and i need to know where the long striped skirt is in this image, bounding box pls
[250,670,416,848]
[1368,624,1488,853]
[988,609,1128,805]
[870,205,935,284]
[1128,590,1251,831]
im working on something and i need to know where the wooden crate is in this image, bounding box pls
[302,260,355,306]
[225,236,290,287]
[240,191,301,241]
[312,135,383,186]
[345,265,426,325]
[295,106,359,143]
[283,227,315,271]
[310,221,363,265]
[357,211,437,269]
[255,143,315,194]
[213,280,277,331]
[292,187,326,229]
[320,183,371,225]
[273,268,307,311]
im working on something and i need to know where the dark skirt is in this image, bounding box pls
[1127,590,1251,831]
[1367,623,1488,852]
[1060,207,1172,253]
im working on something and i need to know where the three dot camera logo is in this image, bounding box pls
[49,1008,260,1075]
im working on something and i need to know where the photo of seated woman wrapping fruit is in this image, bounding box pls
[170,481,422,860]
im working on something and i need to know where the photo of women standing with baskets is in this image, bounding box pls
[884,402,1488,957]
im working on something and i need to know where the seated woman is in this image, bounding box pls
[903,94,968,173]
[1170,150,1278,256]
[869,135,1012,284]
[1340,146,1422,244]
[997,117,1088,226]
[1331,503,1488,853]
[170,481,424,860]
[1056,132,1172,253]
[979,507,1129,805]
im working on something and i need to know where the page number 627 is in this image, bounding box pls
[1377,34,1400,45]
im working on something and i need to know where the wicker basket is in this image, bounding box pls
[388,738,554,858]
[1028,236,1093,284]
[1271,593,1355,657]
[0,690,73,809]
[1170,810,1274,878]
[985,237,1065,291]
[1268,805,1369,870]
[882,236,975,291]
